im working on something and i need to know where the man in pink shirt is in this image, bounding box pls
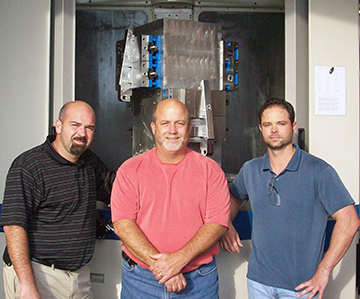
[111,98,230,298]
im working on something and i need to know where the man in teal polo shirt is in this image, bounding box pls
[220,98,359,299]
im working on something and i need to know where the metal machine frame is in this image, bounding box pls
[115,18,238,159]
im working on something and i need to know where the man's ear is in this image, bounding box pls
[292,121,298,133]
[55,119,62,134]
[150,122,155,135]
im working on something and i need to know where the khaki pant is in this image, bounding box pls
[3,261,93,299]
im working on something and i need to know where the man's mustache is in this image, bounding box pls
[73,137,87,143]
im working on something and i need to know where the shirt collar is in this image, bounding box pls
[262,144,301,173]
[43,135,86,166]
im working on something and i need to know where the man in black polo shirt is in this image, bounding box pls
[1,101,113,299]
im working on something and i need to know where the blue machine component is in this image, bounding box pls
[148,35,162,88]
[234,72,239,85]
[225,60,231,71]
[223,41,239,91]
[234,47,239,86]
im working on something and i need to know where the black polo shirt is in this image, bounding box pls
[0,135,113,270]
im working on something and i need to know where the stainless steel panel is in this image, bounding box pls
[162,19,221,90]
[132,89,162,156]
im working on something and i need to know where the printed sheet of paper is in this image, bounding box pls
[315,65,346,115]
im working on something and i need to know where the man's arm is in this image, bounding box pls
[295,205,360,299]
[149,222,227,284]
[113,219,159,265]
[219,195,245,253]
[113,219,186,292]
[3,225,40,299]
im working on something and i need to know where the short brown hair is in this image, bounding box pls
[259,98,295,124]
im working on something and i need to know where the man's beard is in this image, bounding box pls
[162,140,183,152]
[70,137,87,155]
[161,135,186,152]
[264,135,292,150]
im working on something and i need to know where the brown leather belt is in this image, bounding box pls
[122,251,137,267]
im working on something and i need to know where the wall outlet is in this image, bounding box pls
[90,273,105,283]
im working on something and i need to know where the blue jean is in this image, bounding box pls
[248,279,319,299]
[121,258,219,299]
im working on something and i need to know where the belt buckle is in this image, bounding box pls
[122,251,137,268]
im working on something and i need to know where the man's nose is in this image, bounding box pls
[77,126,86,136]
[168,123,178,134]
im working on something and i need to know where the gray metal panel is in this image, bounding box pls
[76,0,285,9]
[162,19,221,90]
[132,89,163,156]
[199,11,284,173]
[211,90,226,142]
[133,18,165,36]
[75,10,148,170]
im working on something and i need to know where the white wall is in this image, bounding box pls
[88,239,123,299]
[0,0,51,297]
[285,0,309,145]
[0,0,50,198]
[308,2,359,297]
[52,0,76,122]
[309,0,359,204]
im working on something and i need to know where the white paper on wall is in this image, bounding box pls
[315,65,346,115]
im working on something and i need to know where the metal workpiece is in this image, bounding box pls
[161,19,221,90]
[117,18,223,96]
[116,18,237,159]
[131,86,226,157]
[117,29,141,102]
